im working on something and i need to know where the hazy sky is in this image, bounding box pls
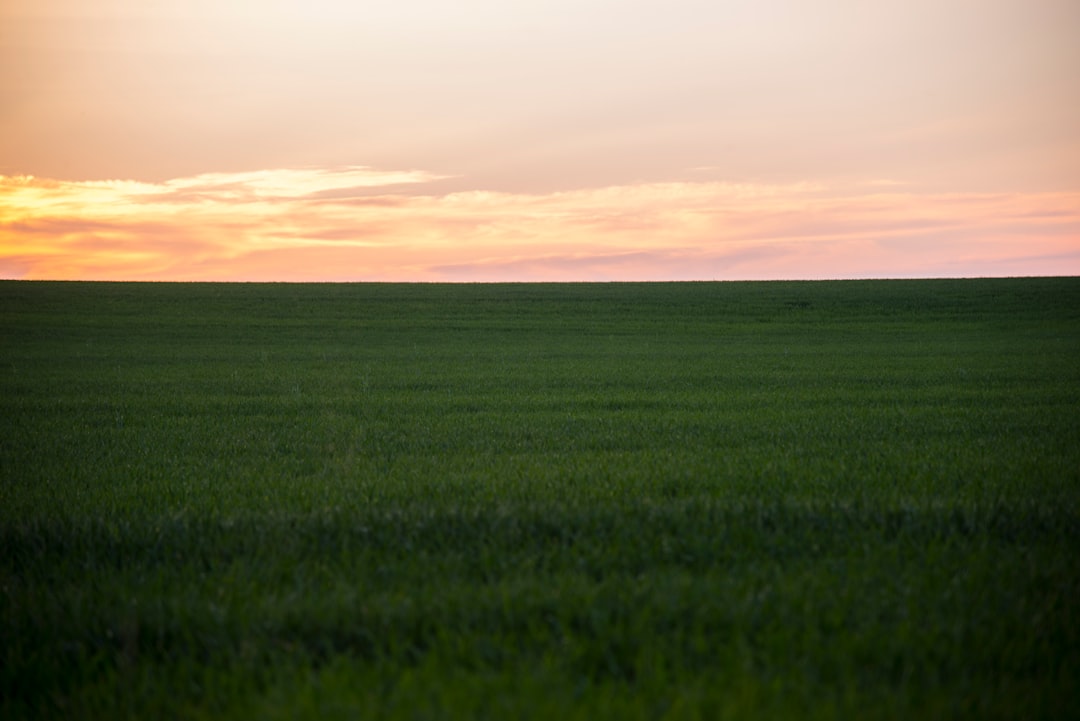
[2,0,1078,280]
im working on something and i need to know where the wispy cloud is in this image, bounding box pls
[1,168,1078,281]
[155,167,446,201]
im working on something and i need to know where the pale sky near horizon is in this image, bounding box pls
[2,0,1078,281]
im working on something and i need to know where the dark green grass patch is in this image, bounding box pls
[2,278,1079,719]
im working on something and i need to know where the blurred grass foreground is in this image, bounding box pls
[2,278,1079,719]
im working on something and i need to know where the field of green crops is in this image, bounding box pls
[2,278,1079,719]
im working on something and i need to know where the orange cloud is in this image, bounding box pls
[1,168,1078,281]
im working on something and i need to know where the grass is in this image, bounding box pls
[2,278,1079,719]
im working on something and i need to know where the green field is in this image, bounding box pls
[2,278,1079,719]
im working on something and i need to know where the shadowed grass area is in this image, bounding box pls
[2,278,1079,719]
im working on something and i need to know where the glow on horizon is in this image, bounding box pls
[2,0,1079,281]
[2,169,1078,282]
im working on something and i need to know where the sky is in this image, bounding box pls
[1,0,1078,281]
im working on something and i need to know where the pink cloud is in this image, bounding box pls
[1,170,1078,282]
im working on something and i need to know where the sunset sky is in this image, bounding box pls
[2,0,1078,281]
